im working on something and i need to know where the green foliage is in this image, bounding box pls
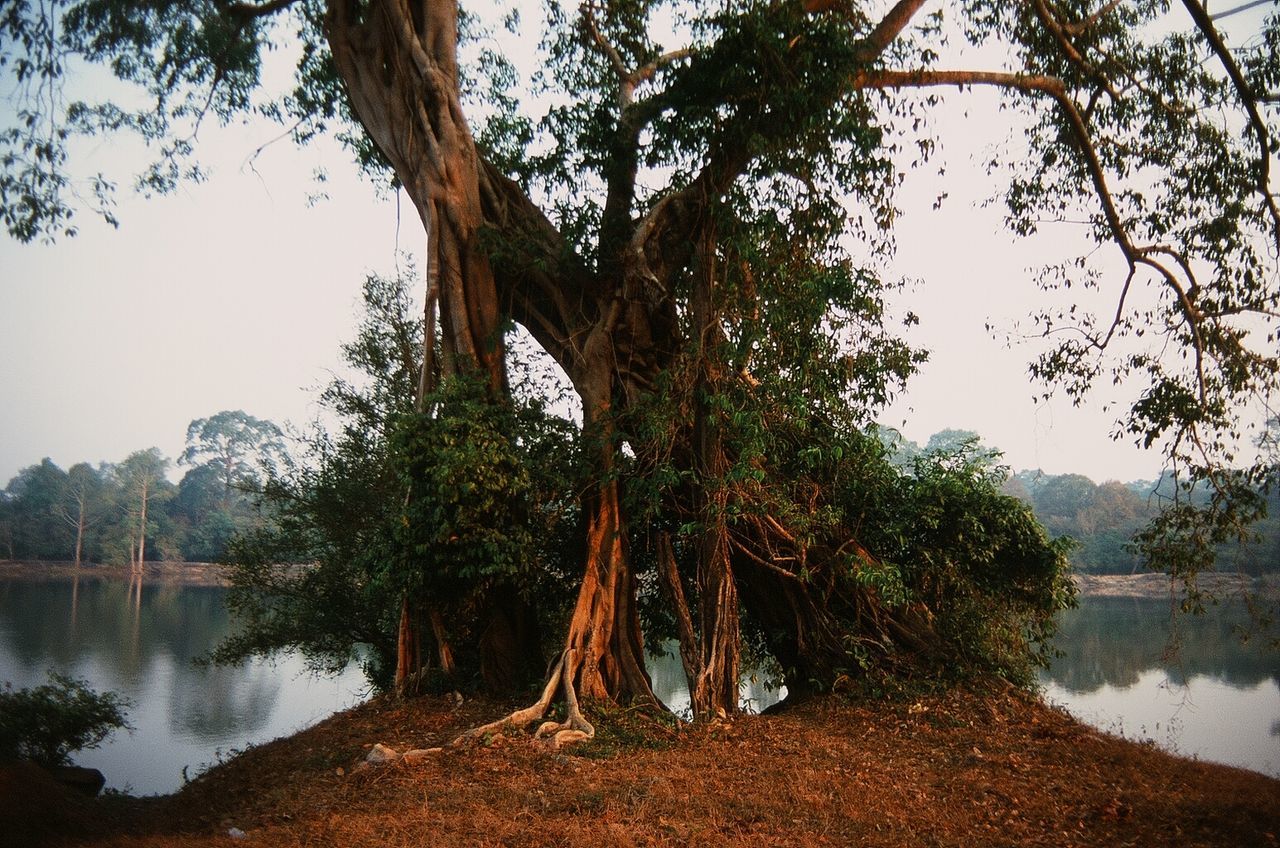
[213,269,580,691]
[180,410,287,499]
[0,672,131,767]
[893,447,1076,684]
[391,374,580,604]
[5,0,1277,701]
[803,429,1076,687]
[213,270,428,688]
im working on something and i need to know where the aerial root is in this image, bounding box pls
[450,648,595,750]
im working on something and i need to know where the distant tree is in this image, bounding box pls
[3,459,71,560]
[115,449,171,570]
[923,430,1002,469]
[171,411,286,562]
[52,462,105,568]
[179,411,287,509]
[0,493,15,560]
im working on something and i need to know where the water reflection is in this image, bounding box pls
[1042,595,1280,777]
[1046,596,1280,692]
[0,576,366,795]
[3,577,1277,791]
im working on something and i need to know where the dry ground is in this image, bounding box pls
[2,683,1277,848]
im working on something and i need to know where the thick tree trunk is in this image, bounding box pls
[329,1,513,695]
[560,476,655,705]
[553,324,659,707]
[478,585,543,693]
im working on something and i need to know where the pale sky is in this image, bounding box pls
[4,2,1271,489]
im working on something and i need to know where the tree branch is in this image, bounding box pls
[1179,0,1280,256]
[224,0,301,19]
[854,0,929,64]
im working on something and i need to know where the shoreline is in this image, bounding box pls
[4,685,1275,847]
[3,561,1278,598]
[0,560,231,587]
[1072,570,1280,600]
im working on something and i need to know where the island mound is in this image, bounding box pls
[4,683,1277,847]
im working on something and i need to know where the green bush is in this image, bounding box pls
[0,673,132,767]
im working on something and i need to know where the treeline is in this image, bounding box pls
[1008,470,1280,575]
[885,429,1280,575]
[0,411,286,566]
[7,416,1276,576]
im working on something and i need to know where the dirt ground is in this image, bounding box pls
[3,682,1277,848]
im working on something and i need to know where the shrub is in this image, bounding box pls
[0,673,132,767]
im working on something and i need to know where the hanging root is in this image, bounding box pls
[451,649,595,750]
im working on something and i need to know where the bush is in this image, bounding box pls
[0,673,132,767]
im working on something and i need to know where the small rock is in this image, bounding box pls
[228,826,246,839]
[401,747,443,765]
[365,743,399,764]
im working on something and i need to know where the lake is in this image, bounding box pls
[1,574,1276,794]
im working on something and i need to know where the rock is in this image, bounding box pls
[49,765,106,797]
[228,826,247,839]
[365,743,399,764]
[401,748,443,765]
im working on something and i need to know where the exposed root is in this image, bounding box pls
[451,649,595,750]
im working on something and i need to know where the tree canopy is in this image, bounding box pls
[3,1,1277,730]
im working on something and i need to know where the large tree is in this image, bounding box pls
[3,1,1277,727]
[179,410,288,508]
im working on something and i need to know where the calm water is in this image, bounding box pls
[0,576,368,795]
[1041,595,1280,777]
[1,576,1276,794]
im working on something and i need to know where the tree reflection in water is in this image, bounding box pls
[0,576,365,794]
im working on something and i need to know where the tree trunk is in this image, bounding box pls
[689,222,741,718]
[135,479,148,573]
[329,1,512,696]
[559,476,656,705]
[478,585,543,693]
[393,594,420,696]
[553,326,659,707]
[73,500,85,570]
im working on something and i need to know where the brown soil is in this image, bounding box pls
[4,683,1276,848]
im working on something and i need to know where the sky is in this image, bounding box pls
[0,2,1271,488]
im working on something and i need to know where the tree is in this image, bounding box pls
[3,1,1277,731]
[0,673,131,768]
[3,459,71,560]
[179,411,288,508]
[115,448,171,570]
[53,462,106,568]
[214,270,580,693]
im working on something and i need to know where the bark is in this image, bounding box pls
[393,595,420,696]
[478,585,543,694]
[135,478,148,573]
[553,320,661,708]
[326,0,505,389]
[428,606,456,678]
[560,475,656,705]
[329,1,515,695]
[73,502,84,570]
[688,222,740,718]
